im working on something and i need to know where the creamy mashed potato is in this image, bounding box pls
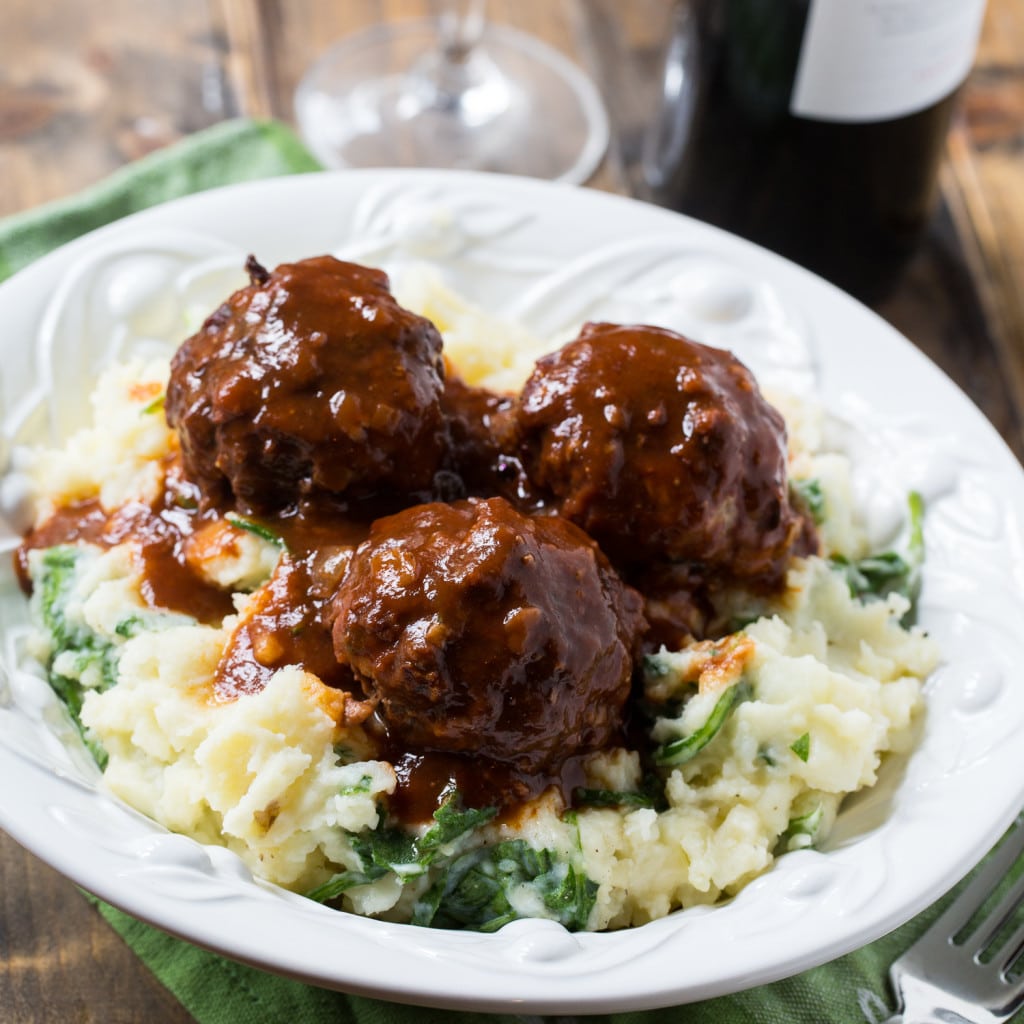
[393,265,555,394]
[29,359,173,517]
[19,274,938,932]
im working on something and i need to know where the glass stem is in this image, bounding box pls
[438,0,487,63]
[423,0,490,111]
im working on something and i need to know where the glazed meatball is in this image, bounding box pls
[517,322,810,584]
[332,496,645,772]
[166,255,447,514]
[440,370,530,503]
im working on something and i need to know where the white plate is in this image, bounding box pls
[2,170,1024,1015]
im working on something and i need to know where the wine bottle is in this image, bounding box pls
[643,0,987,304]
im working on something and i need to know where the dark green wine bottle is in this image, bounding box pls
[644,0,986,304]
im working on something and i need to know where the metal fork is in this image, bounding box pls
[888,812,1024,1023]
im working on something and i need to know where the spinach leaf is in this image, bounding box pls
[641,653,672,680]
[790,732,811,762]
[225,512,285,548]
[574,774,667,811]
[338,774,375,797]
[413,839,598,933]
[829,491,924,621]
[304,866,386,904]
[141,393,165,415]
[778,801,825,852]
[306,791,497,903]
[830,551,910,599]
[308,794,598,933]
[31,545,197,769]
[792,477,826,525]
[655,680,752,767]
[34,546,117,767]
[355,794,497,879]
[114,610,192,639]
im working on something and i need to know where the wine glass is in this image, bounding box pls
[294,1,609,184]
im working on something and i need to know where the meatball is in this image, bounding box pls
[517,322,811,583]
[332,496,644,772]
[440,370,530,503]
[166,255,447,514]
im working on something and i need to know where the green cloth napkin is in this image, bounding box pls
[0,118,320,281]
[1,117,1014,1024]
[81,883,980,1024]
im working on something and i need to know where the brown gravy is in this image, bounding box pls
[384,747,591,826]
[16,462,233,624]
[15,263,816,828]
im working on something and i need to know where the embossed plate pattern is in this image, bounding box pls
[2,170,1024,1013]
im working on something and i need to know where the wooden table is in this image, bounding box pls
[1,2,1022,1020]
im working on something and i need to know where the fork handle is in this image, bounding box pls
[888,996,980,1023]
[889,968,986,1024]
[890,1014,974,1023]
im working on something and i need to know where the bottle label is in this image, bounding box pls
[791,0,987,122]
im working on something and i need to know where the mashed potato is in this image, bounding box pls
[19,273,938,932]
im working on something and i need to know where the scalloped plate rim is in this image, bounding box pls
[2,168,1024,1013]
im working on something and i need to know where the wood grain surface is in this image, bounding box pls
[1,2,1022,1021]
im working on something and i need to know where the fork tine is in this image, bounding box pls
[969,867,1024,965]
[889,814,1024,1023]
[934,814,1024,941]
[994,917,1024,980]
